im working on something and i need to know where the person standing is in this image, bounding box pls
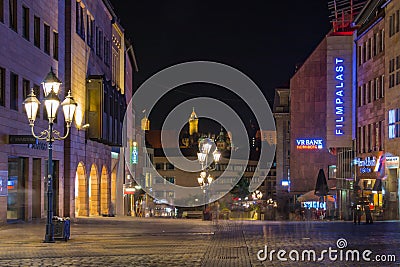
[365,205,373,224]
[353,204,361,225]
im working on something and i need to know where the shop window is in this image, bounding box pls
[7,157,28,220]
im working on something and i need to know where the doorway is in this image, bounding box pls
[7,157,28,221]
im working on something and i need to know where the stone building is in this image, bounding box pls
[383,0,400,220]
[273,87,290,214]
[0,0,136,224]
[0,0,66,224]
[353,0,386,219]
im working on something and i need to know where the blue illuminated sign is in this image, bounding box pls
[335,58,345,135]
[302,201,326,210]
[130,142,138,164]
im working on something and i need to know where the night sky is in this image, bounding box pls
[109,1,332,131]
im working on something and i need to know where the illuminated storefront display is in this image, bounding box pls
[295,139,323,150]
[302,201,326,210]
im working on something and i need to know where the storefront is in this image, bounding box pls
[355,152,385,219]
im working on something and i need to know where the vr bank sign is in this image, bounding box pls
[296,139,323,150]
[334,58,345,136]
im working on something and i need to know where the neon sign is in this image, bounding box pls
[302,201,326,210]
[355,156,377,174]
[130,141,138,164]
[296,139,323,150]
[335,58,345,135]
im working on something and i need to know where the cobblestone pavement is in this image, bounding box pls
[0,217,399,266]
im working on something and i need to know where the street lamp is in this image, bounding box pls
[197,138,221,220]
[23,68,77,243]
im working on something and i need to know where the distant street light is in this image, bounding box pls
[197,138,221,220]
[23,68,77,243]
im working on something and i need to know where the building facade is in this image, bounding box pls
[383,0,400,220]
[273,87,291,215]
[0,0,66,223]
[0,0,136,224]
[353,0,387,219]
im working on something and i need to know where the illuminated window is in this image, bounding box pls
[389,109,400,139]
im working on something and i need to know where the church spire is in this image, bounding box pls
[189,107,198,135]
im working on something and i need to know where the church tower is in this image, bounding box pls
[189,107,198,135]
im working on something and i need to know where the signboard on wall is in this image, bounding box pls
[355,151,383,179]
[295,138,323,150]
[326,35,353,148]
[0,171,8,196]
[386,156,399,169]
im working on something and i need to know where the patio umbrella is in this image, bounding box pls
[298,190,335,202]
[315,169,329,197]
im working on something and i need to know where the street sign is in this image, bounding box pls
[8,135,37,144]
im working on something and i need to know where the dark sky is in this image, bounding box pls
[109,1,332,130]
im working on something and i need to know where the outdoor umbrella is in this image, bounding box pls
[315,168,329,197]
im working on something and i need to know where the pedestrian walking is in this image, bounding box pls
[365,205,373,224]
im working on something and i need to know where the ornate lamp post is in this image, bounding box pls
[23,68,77,243]
[252,190,263,220]
[197,138,221,220]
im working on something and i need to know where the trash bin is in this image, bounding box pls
[53,216,70,241]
